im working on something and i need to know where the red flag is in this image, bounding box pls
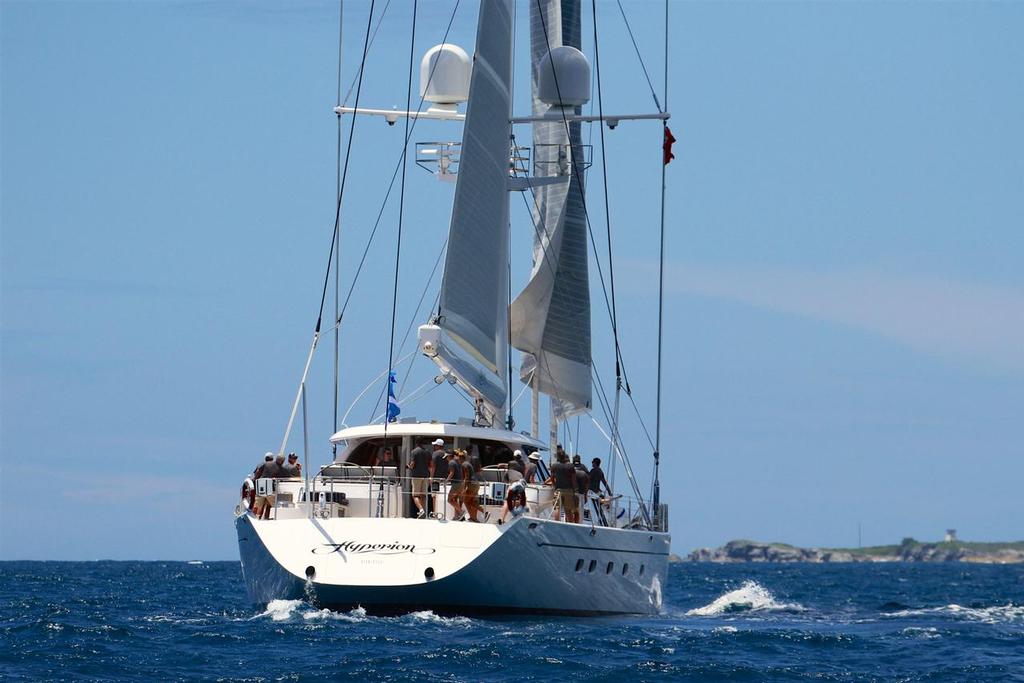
[663,126,677,165]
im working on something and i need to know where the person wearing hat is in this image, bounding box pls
[525,452,540,484]
[254,452,274,480]
[508,450,525,475]
[282,452,301,478]
[499,478,528,524]
[430,439,448,481]
[260,454,286,519]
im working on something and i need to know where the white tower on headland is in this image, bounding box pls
[945,529,957,542]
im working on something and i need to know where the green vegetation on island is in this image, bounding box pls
[683,537,1024,563]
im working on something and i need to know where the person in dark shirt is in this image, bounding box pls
[430,439,447,476]
[525,453,539,483]
[407,438,433,518]
[282,453,301,478]
[446,451,465,520]
[508,450,525,475]
[545,452,578,522]
[588,457,612,497]
[254,453,274,479]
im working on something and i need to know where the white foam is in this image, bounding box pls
[256,599,305,622]
[253,600,370,623]
[302,606,367,623]
[885,604,1024,625]
[901,626,941,639]
[406,610,473,627]
[686,581,806,617]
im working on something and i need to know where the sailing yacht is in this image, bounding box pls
[235,0,672,615]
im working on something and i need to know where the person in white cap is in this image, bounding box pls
[525,452,541,484]
[508,449,525,476]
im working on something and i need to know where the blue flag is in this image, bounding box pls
[386,372,401,423]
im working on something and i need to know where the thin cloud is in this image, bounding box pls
[648,263,1024,372]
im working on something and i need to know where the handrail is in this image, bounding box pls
[256,469,656,530]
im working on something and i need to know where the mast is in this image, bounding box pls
[652,0,669,526]
[332,0,343,452]
[511,0,592,438]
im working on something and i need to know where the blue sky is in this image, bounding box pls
[2,1,1022,560]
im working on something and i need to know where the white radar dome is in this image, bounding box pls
[420,44,471,105]
[537,45,590,107]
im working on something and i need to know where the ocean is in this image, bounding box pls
[1,561,1021,681]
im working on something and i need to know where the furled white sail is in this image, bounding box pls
[510,0,592,419]
[434,0,514,417]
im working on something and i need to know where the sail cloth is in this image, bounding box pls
[510,0,592,419]
[435,0,514,417]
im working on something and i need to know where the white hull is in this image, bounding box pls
[236,513,669,615]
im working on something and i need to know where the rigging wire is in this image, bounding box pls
[615,0,662,114]
[383,0,418,438]
[276,0,375,457]
[328,1,462,423]
[529,0,657,523]
[340,0,393,107]
[315,0,375,338]
[334,1,461,330]
[591,0,624,388]
[531,0,633,394]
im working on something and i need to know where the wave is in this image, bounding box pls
[883,603,1024,625]
[250,601,471,626]
[405,610,473,627]
[251,599,365,623]
[686,581,806,617]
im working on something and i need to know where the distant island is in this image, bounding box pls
[680,538,1024,564]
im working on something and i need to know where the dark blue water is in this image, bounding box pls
[2,562,1022,681]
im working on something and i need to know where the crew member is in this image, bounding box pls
[407,437,432,518]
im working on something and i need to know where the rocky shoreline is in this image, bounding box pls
[682,539,1024,564]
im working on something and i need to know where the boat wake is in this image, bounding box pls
[252,600,472,626]
[253,599,368,623]
[686,581,806,617]
[882,603,1024,625]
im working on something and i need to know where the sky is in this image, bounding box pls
[2,0,1022,560]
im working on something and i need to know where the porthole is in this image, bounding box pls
[606,562,614,575]
[588,559,597,573]
[575,559,584,572]
[639,564,645,576]
[622,563,629,576]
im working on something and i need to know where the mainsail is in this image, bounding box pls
[434,0,514,417]
[510,0,592,419]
